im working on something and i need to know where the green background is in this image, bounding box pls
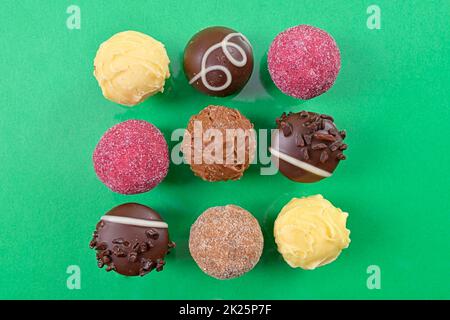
[1,0,449,299]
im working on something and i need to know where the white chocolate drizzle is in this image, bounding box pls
[101,215,168,228]
[269,147,332,178]
[189,33,251,92]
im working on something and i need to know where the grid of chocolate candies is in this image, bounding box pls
[90,25,350,279]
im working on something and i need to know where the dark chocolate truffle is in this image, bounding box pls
[89,203,175,276]
[181,105,256,181]
[189,205,263,280]
[269,111,347,183]
[183,26,254,97]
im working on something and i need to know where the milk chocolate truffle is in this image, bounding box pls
[184,26,253,97]
[89,203,175,276]
[181,105,256,181]
[189,205,263,279]
[270,111,347,183]
[93,31,170,106]
[93,120,169,194]
[268,25,341,99]
[274,195,350,270]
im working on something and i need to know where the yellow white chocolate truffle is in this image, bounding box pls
[274,194,350,270]
[93,30,170,106]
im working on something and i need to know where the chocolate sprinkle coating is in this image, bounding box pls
[189,205,263,280]
[89,203,175,277]
[271,111,347,183]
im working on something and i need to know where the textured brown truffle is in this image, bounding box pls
[182,105,255,181]
[189,205,263,280]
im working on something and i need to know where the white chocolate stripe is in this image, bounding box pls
[101,215,168,228]
[269,147,332,178]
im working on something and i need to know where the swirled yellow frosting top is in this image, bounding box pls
[94,31,170,106]
[274,194,350,270]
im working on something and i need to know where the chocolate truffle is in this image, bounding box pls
[274,195,350,270]
[93,120,169,194]
[181,105,256,181]
[269,111,347,183]
[189,205,263,279]
[94,31,170,106]
[184,26,254,97]
[268,25,341,99]
[89,203,175,276]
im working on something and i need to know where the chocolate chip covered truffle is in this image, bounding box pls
[189,205,263,280]
[89,203,175,276]
[184,26,254,97]
[181,105,256,181]
[269,111,347,183]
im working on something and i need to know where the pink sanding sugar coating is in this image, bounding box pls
[267,25,341,100]
[93,120,169,195]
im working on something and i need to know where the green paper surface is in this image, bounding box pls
[0,0,449,299]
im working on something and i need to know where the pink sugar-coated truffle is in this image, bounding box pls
[93,120,169,195]
[267,25,341,100]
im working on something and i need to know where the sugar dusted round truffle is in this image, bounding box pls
[268,25,341,99]
[184,26,254,97]
[93,30,170,106]
[181,105,256,181]
[274,195,350,270]
[89,203,175,276]
[93,120,169,194]
[270,111,347,183]
[189,205,263,280]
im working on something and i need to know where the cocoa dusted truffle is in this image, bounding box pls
[181,105,256,181]
[189,205,263,280]
[183,26,254,97]
[89,203,175,276]
[269,111,347,183]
